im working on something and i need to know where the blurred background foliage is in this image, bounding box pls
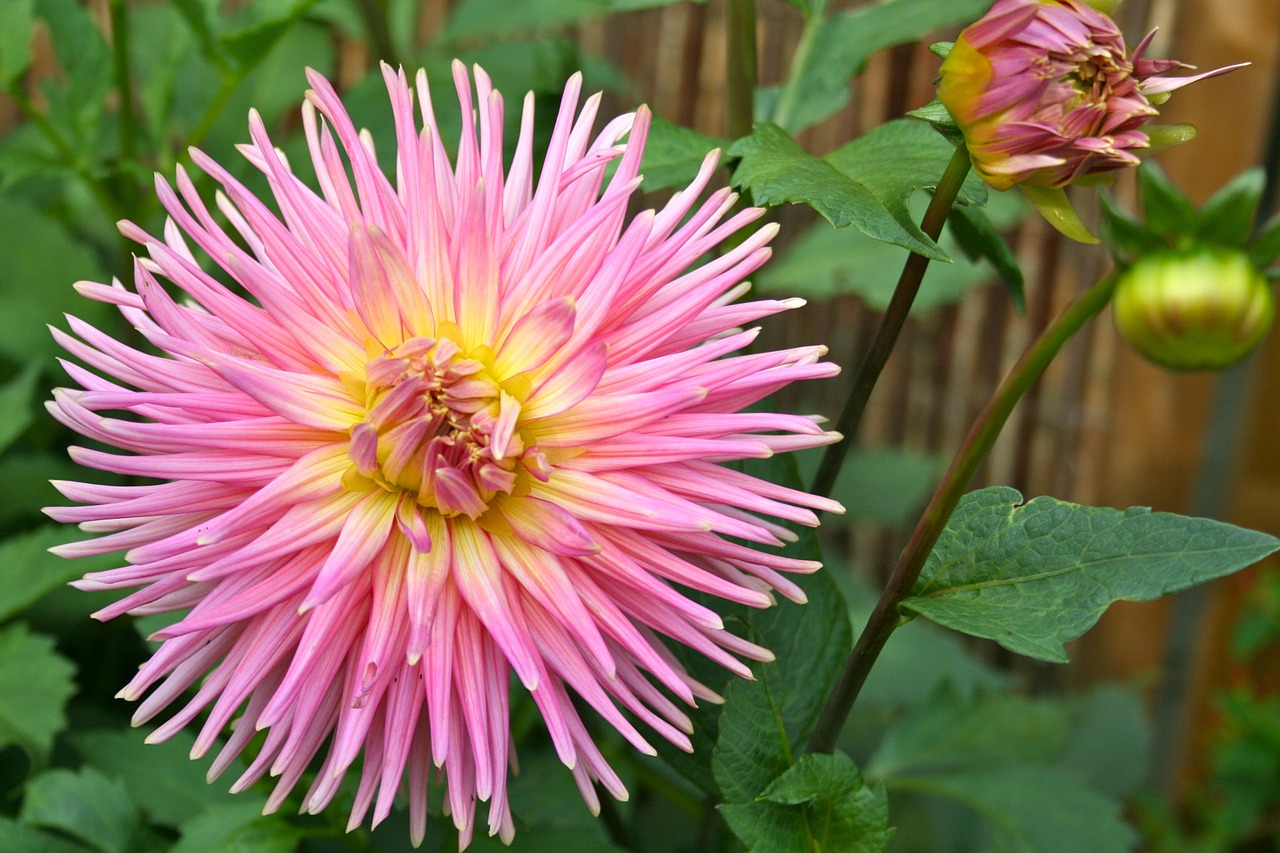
[0,0,1277,851]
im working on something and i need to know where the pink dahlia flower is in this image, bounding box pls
[938,0,1242,192]
[48,63,841,845]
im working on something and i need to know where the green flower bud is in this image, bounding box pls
[1113,249,1275,371]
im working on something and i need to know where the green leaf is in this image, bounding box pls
[0,454,96,528]
[33,0,113,139]
[712,468,854,853]
[640,115,730,193]
[901,487,1280,662]
[73,728,257,828]
[1059,685,1152,798]
[1138,161,1198,240]
[0,526,127,623]
[220,0,322,72]
[755,215,992,311]
[712,548,852,804]
[1195,167,1265,249]
[866,688,1070,781]
[170,0,228,67]
[171,802,303,853]
[0,363,40,453]
[0,817,93,853]
[752,752,893,853]
[0,0,35,86]
[949,202,1026,313]
[825,120,988,257]
[20,768,142,853]
[469,825,625,853]
[0,624,77,762]
[444,0,693,42]
[771,0,995,132]
[731,123,948,260]
[891,766,1136,853]
[796,446,945,527]
[0,197,111,363]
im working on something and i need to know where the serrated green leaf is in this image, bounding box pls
[825,120,988,257]
[748,752,893,853]
[901,487,1280,662]
[1138,161,1198,240]
[73,728,256,828]
[772,0,994,132]
[20,768,141,853]
[639,115,730,193]
[712,554,852,804]
[731,123,948,260]
[0,624,77,762]
[0,0,35,86]
[0,817,93,853]
[891,766,1136,853]
[867,688,1070,781]
[949,202,1025,313]
[709,455,853,834]
[1195,167,1265,249]
[171,802,302,853]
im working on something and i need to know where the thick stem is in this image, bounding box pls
[810,146,972,500]
[807,271,1120,754]
[726,0,757,140]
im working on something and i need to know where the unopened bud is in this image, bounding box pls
[1113,249,1275,371]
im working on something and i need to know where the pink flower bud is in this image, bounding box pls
[939,0,1242,193]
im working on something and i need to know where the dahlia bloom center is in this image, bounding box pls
[346,328,546,518]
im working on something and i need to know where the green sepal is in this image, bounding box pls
[1195,167,1265,249]
[1137,161,1198,240]
[1098,192,1168,262]
[906,97,965,148]
[929,41,953,60]
[1019,184,1099,244]
[1248,212,1280,271]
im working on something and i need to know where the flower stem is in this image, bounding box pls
[726,0,757,140]
[806,270,1120,754]
[108,0,137,166]
[771,4,821,131]
[810,146,972,500]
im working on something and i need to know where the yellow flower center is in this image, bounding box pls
[342,324,546,518]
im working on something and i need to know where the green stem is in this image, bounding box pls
[185,72,242,157]
[726,0,757,140]
[807,271,1120,754]
[810,146,971,500]
[770,6,821,131]
[354,0,399,65]
[108,0,137,166]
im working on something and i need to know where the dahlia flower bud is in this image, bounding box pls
[938,0,1244,241]
[1113,249,1275,371]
